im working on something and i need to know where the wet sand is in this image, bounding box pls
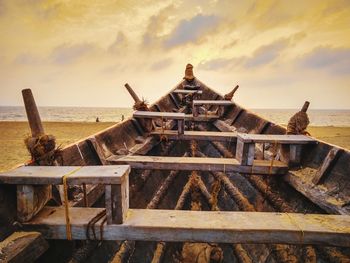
[0,121,349,172]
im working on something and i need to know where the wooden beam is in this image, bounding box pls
[151,130,237,142]
[237,133,317,144]
[235,138,255,165]
[0,231,48,263]
[213,120,237,132]
[0,165,130,185]
[172,89,203,94]
[133,111,185,119]
[193,100,234,106]
[109,155,288,175]
[125,83,141,103]
[23,207,350,247]
[312,148,343,185]
[183,114,220,121]
[22,89,44,137]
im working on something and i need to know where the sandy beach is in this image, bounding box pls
[0,121,349,172]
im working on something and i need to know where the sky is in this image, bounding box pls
[0,0,349,109]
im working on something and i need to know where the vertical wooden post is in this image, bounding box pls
[235,138,255,165]
[106,175,129,224]
[301,101,310,113]
[177,119,185,135]
[18,88,52,222]
[289,145,302,167]
[224,85,239,100]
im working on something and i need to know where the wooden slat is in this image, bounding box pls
[173,89,203,94]
[237,133,317,144]
[23,207,350,247]
[193,100,233,106]
[184,114,220,121]
[151,130,237,142]
[133,111,185,119]
[285,170,349,215]
[0,165,130,185]
[312,148,343,185]
[213,120,237,132]
[109,155,288,175]
[0,231,48,263]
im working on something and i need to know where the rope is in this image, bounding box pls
[62,166,83,240]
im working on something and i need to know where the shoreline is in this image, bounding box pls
[0,121,349,172]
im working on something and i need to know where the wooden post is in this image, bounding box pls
[125,83,141,103]
[235,138,255,165]
[224,85,239,100]
[301,101,310,113]
[289,145,302,167]
[22,89,44,137]
[105,175,129,224]
[18,88,52,222]
[177,119,185,134]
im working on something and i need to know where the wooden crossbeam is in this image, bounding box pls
[0,166,130,185]
[237,133,317,144]
[193,100,233,106]
[173,89,203,94]
[151,130,237,142]
[108,155,288,175]
[23,207,350,247]
[133,111,185,119]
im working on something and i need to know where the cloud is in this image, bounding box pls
[50,43,96,65]
[164,14,220,48]
[108,32,127,53]
[14,53,42,65]
[244,38,289,68]
[299,46,350,74]
[150,58,173,71]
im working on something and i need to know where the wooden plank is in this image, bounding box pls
[235,139,255,165]
[213,120,237,132]
[0,165,130,185]
[105,174,129,224]
[0,231,48,263]
[109,155,288,175]
[193,100,233,106]
[173,89,203,94]
[23,207,350,247]
[151,130,237,142]
[133,111,185,119]
[285,170,349,215]
[237,133,317,144]
[312,148,343,185]
[86,137,108,165]
[184,114,220,121]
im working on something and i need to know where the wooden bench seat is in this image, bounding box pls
[108,155,288,175]
[151,130,237,142]
[236,133,317,166]
[193,100,234,106]
[23,207,350,247]
[173,89,203,95]
[0,165,130,224]
[133,111,185,119]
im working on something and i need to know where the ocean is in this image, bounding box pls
[0,106,349,127]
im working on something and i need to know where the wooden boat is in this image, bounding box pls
[0,72,349,262]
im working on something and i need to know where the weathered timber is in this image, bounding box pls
[0,165,130,185]
[224,85,239,100]
[236,138,255,165]
[134,111,185,119]
[0,231,48,263]
[173,89,203,94]
[184,114,220,121]
[302,101,310,112]
[22,89,44,137]
[312,148,343,185]
[105,173,129,224]
[22,207,350,247]
[285,170,349,215]
[193,100,234,106]
[125,83,141,103]
[237,133,317,144]
[110,155,288,174]
[151,130,237,142]
[20,89,52,222]
[213,120,237,132]
[86,137,108,165]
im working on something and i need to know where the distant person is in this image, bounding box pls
[121,115,124,121]
[96,117,100,122]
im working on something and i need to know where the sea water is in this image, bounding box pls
[0,106,349,127]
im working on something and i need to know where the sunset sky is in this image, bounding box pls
[0,0,349,109]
